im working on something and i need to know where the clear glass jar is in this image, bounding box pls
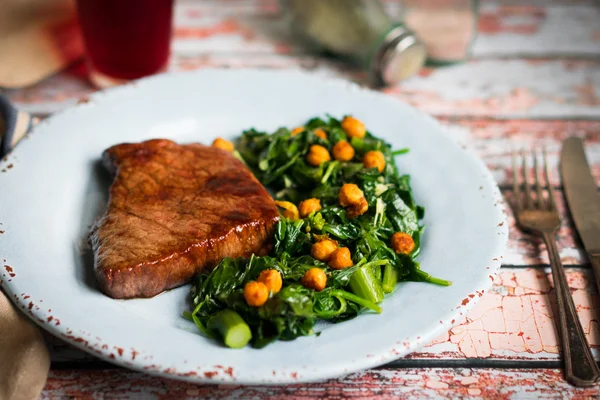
[281,0,427,86]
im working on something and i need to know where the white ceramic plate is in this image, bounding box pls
[0,70,507,384]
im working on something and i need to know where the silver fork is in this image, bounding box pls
[513,149,599,387]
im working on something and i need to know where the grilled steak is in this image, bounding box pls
[90,139,280,299]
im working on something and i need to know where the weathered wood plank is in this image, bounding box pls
[441,119,600,188]
[171,56,600,121]
[41,368,600,398]
[482,0,597,4]
[474,4,600,58]
[47,268,600,365]
[14,0,600,395]
[6,58,600,118]
[412,268,600,361]
[387,59,600,118]
[5,1,600,117]
[438,119,598,265]
[172,2,600,58]
[176,0,597,5]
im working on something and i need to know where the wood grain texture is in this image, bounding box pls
[474,4,600,57]
[413,268,600,361]
[438,119,599,265]
[7,58,600,118]
[41,368,600,399]
[387,59,600,118]
[5,0,600,117]
[440,119,600,188]
[12,0,600,394]
[172,2,600,57]
[47,268,600,365]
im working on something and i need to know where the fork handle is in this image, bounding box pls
[543,232,600,386]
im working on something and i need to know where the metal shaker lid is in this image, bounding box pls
[371,25,427,87]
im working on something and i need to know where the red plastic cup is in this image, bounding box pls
[77,0,174,88]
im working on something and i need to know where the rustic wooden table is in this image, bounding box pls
[5,0,600,398]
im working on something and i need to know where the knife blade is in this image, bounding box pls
[560,137,600,291]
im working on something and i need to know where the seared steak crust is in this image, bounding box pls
[90,139,279,299]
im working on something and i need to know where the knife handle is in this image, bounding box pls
[0,95,36,158]
[543,232,600,386]
[591,254,600,298]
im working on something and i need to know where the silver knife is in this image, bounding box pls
[560,137,600,294]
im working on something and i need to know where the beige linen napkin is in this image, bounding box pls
[0,0,83,89]
[0,289,50,400]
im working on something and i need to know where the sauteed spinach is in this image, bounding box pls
[185,116,450,348]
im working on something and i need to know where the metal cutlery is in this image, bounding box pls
[560,137,600,295]
[512,149,599,387]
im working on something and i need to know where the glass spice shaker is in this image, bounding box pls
[280,0,427,87]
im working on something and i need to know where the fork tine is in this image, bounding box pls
[532,149,545,209]
[521,149,532,209]
[512,150,522,211]
[543,147,557,210]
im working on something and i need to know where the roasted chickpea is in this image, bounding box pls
[363,150,386,173]
[298,198,322,218]
[328,247,353,270]
[347,197,369,218]
[275,200,299,220]
[332,141,355,161]
[244,281,269,307]
[339,183,364,207]
[302,268,327,291]
[257,269,283,295]
[306,145,331,166]
[314,128,328,140]
[311,239,338,262]
[341,116,366,139]
[390,232,415,255]
[212,137,234,152]
[291,126,305,136]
